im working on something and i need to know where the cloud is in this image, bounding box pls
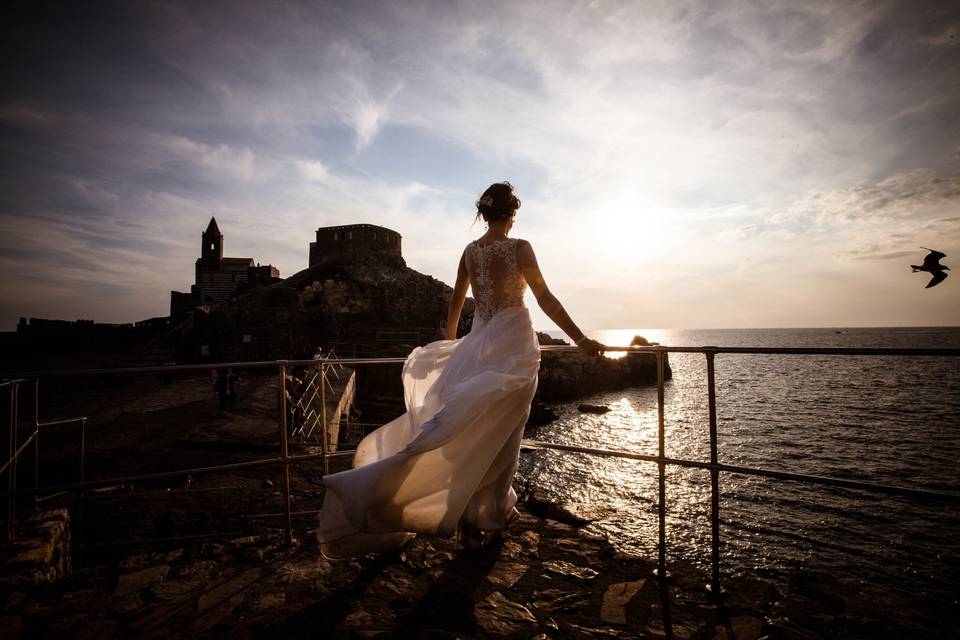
[2,0,960,329]
[774,169,960,224]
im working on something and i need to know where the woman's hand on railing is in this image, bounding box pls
[577,338,606,357]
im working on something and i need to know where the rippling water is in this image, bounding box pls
[518,327,960,611]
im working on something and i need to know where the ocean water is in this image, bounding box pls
[520,327,960,614]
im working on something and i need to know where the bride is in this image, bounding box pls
[317,181,604,558]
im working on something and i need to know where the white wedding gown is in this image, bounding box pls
[317,237,540,558]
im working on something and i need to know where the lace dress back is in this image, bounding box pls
[317,235,539,559]
[465,237,527,323]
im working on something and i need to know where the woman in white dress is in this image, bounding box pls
[317,182,604,558]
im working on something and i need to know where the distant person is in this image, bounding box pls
[214,368,241,411]
[317,181,604,557]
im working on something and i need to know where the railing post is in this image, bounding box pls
[78,416,87,555]
[33,378,39,511]
[705,349,725,599]
[320,362,330,476]
[654,349,669,581]
[278,363,293,544]
[6,382,17,542]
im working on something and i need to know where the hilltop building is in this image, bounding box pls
[309,224,402,267]
[170,217,280,321]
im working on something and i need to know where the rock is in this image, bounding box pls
[254,591,286,611]
[544,519,575,532]
[376,569,416,596]
[522,490,592,526]
[400,540,455,569]
[475,591,537,636]
[114,565,170,597]
[537,332,569,346]
[109,593,147,616]
[277,554,332,584]
[191,567,262,632]
[543,560,599,580]
[341,606,375,628]
[562,622,624,638]
[72,619,123,640]
[526,400,560,428]
[0,615,21,640]
[0,590,26,612]
[531,589,593,614]
[646,618,701,640]
[578,403,611,414]
[714,615,764,640]
[501,530,540,560]
[600,579,646,624]
[150,575,208,601]
[486,561,528,588]
[0,509,71,588]
[119,549,183,570]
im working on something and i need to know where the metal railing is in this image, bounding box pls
[3,344,960,598]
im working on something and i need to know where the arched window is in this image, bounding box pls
[210,243,215,251]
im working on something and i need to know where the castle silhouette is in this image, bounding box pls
[170,218,404,322]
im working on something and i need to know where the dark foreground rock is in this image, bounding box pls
[2,504,781,640]
[3,498,948,639]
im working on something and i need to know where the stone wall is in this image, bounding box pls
[309,224,402,267]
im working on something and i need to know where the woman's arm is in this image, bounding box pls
[445,249,470,340]
[517,240,604,355]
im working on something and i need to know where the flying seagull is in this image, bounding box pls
[910,248,950,288]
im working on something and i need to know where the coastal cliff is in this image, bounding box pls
[535,333,672,402]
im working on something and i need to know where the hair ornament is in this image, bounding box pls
[477,195,494,207]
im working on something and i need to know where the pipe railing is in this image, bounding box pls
[3,343,960,597]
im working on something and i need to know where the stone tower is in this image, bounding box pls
[309,224,402,267]
[201,217,223,271]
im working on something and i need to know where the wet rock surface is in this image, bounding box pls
[3,501,952,638]
[0,509,71,593]
[1,504,789,639]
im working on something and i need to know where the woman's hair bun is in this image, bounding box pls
[476,181,521,221]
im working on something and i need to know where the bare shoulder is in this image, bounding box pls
[514,238,538,267]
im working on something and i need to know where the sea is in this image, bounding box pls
[520,327,960,623]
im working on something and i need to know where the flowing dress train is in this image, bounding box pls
[317,237,539,558]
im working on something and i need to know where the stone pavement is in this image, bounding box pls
[1,505,782,639]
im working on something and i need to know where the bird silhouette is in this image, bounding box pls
[910,248,950,288]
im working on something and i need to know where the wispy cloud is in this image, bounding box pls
[1,0,959,330]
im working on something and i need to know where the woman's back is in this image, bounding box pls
[465,237,527,323]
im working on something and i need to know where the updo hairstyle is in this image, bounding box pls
[475,181,521,222]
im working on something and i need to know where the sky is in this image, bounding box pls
[1,0,959,333]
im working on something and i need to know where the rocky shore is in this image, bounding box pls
[534,333,671,402]
[2,501,784,640]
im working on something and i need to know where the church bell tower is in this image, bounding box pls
[201,217,223,270]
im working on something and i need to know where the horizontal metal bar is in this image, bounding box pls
[38,417,87,429]
[538,345,960,356]
[35,490,70,503]
[82,484,250,500]
[243,509,323,519]
[8,344,958,379]
[0,429,38,476]
[519,439,960,502]
[82,531,246,549]
[3,448,353,498]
